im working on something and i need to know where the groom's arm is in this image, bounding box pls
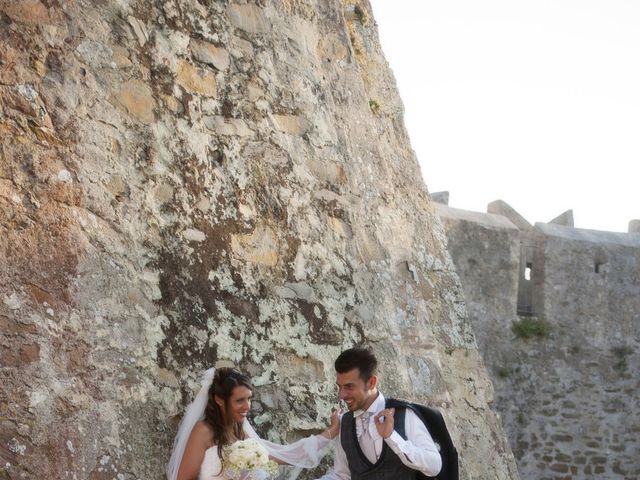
[384,409,442,476]
[315,433,350,480]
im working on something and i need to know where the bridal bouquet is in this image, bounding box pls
[223,438,278,480]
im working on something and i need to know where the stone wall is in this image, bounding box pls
[0,1,518,479]
[506,224,640,479]
[435,198,640,479]
[434,204,521,365]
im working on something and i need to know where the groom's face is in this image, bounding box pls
[336,368,378,412]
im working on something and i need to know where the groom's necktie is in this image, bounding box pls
[357,412,377,463]
[357,411,371,438]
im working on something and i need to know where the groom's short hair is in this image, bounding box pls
[335,347,378,381]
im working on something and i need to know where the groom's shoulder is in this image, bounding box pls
[386,397,459,480]
[385,398,448,434]
[385,398,442,422]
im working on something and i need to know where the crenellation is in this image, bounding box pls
[487,199,532,230]
[549,209,574,227]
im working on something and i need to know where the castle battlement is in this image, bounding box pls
[432,191,640,236]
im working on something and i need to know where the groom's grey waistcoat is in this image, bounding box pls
[340,408,417,479]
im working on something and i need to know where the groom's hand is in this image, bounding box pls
[373,408,395,439]
[321,407,343,439]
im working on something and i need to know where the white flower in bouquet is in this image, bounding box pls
[223,438,278,480]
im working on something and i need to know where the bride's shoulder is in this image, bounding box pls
[190,421,215,444]
[193,420,213,432]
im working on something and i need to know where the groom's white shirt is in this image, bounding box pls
[316,392,442,479]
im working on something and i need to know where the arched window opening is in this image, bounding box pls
[525,262,532,281]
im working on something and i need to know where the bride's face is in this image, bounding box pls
[226,385,253,423]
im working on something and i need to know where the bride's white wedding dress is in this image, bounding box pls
[199,446,224,480]
[197,444,272,480]
[197,427,331,480]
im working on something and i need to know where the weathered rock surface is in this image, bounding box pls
[0,1,518,479]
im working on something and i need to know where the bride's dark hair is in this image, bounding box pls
[205,367,253,460]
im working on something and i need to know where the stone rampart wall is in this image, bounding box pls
[434,204,520,363]
[435,200,640,479]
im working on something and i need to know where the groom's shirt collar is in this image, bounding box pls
[353,391,385,419]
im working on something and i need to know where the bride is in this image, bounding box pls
[166,367,339,480]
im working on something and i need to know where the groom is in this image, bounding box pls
[317,347,442,479]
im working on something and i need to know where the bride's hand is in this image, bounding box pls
[321,407,342,439]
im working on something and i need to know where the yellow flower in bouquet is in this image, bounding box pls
[223,438,278,480]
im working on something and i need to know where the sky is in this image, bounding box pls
[369,0,639,233]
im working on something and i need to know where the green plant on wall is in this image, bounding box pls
[512,316,551,339]
[354,4,369,25]
[368,99,381,114]
[611,345,633,374]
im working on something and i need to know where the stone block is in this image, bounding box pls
[183,229,206,242]
[230,226,279,266]
[0,0,60,25]
[20,343,40,363]
[226,4,270,34]
[270,114,309,135]
[549,463,569,473]
[175,61,217,97]
[190,39,230,71]
[112,79,156,123]
[203,116,254,137]
[229,35,254,58]
[318,33,350,62]
[127,15,149,47]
